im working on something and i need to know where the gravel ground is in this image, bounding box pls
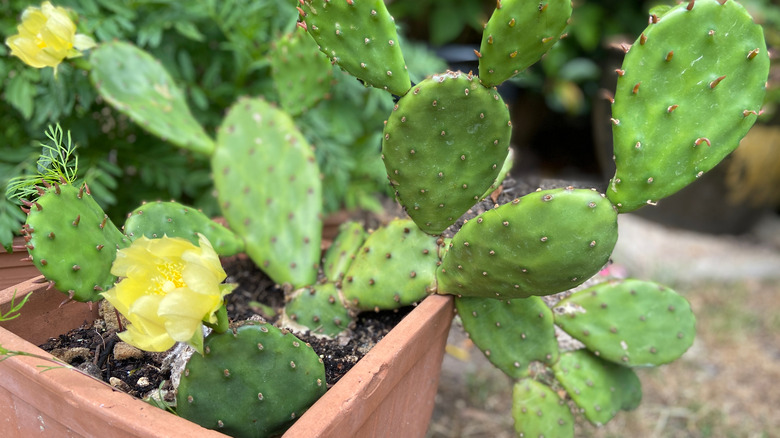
[427,211,780,438]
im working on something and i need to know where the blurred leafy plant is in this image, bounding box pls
[2,0,438,250]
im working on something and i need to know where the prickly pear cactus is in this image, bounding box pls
[437,187,618,299]
[607,0,769,212]
[512,377,574,438]
[322,221,367,283]
[281,282,354,337]
[22,183,129,301]
[270,26,335,116]
[553,279,696,367]
[123,201,244,256]
[553,349,642,426]
[177,321,327,437]
[298,0,411,96]
[455,296,558,379]
[90,41,215,156]
[341,219,439,311]
[478,0,572,87]
[382,71,512,235]
[212,97,322,288]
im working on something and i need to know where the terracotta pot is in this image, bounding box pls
[0,276,454,437]
[0,237,40,291]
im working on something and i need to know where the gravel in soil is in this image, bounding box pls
[39,255,411,400]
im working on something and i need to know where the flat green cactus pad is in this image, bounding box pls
[553,279,696,367]
[212,97,322,288]
[512,378,574,438]
[607,0,769,212]
[479,0,572,87]
[90,41,214,155]
[299,0,411,96]
[455,296,558,379]
[281,283,354,338]
[177,322,326,436]
[123,201,244,256]
[553,350,642,426]
[341,219,439,311]
[322,221,367,283]
[438,187,618,299]
[270,26,335,116]
[382,71,512,235]
[23,183,129,302]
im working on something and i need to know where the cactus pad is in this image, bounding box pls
[512,377,574,438]
[438,187,618,299]
[23,183,128,301]
[298,0,411,96]
[90,41,214,155]
[177,321,326,436]
[607,0,769,212]
[479,0,573,87]
[382,71,512,235]
[322,221,367,283]
[341,219,439,311]
[270,26,335,116]
[553,279,696,367]
[281,282,354,338]
[553,350,642,426]
[123,201,244,256]
[212,97,322,288]
[455,296,558,379]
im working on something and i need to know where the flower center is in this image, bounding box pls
[152,262,185,294]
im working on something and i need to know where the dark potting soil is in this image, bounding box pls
[39,255,411,400]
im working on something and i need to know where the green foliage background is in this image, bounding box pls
[0,0,429,251]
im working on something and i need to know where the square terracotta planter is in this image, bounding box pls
[0,277,454,437]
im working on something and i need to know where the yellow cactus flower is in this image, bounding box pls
[102,234,236,354]
[5,2,95,72]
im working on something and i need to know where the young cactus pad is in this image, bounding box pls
[90,41,215,156]
[478,0,573,87]
[553,279,696,367]
[212,97,322,288]
[341,218,439,311]
[123,201,244,256]
[455,296,558,379]
[607,0,769,212]
[281,282,354,338]
[23,183,128,301]
[382,71,512,235]
[512,377,574,438]
[176,322,327,437]
[270,26,335,116]
[298,0,411,96]
[553,349,642,426]
[437,187,618,299]
[322,221,367,283]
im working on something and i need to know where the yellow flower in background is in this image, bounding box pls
[5,2,96,72]
[102,234,235,354]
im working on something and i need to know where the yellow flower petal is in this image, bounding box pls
[72,33,95,51]
[159,288,216,342]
